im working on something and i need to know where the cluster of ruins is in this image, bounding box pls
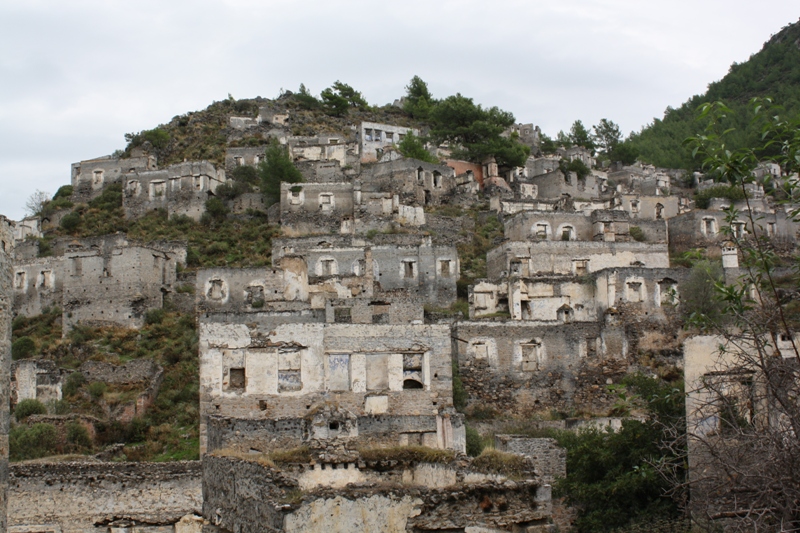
[0,101,798,532]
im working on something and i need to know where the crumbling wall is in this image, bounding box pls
[362,159,457,207]
[11,360,63,406]
[198,318,456,453]
[11,256,65,317]
[71,154,156,204]
[0,216,14,530]
[503,210,594,242]
[494,435,566,483]
[8,461,202,532]
[203,454,552,533]
[359,123,417,164]
[454,320,627,416]
[122,161,226,221]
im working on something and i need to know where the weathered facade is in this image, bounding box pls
[123,161,227,221]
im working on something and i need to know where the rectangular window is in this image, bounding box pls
[404,261,416,279]
[14,271,26,289]
[321,259,335,276]
[227,368,245,391]
[440,259,451,277]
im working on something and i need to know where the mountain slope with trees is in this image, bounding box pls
[628,19,800,169]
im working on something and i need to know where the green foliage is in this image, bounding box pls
[231,165,260,185]
[539,132,558,154]
[59,212,81,232]
[679,259,726,325]
[554,375,685,532]
[609,140,640,165]
[693,184,747,209]
[15,399,47,420]
[398,131,438,164]
[144,308,166,326]
[11,336,36,360]
[53,185,74,199]
[629,226,646,242]
[428,93,530,168]
[465,425,487,457]
[294,83,320,110]
[203,197,229,222]
[63,372,86,397]
[10,423,58,461]
[629,22,800,168]
[452,360,467,411]
[258,139,303,206]
[359,445,455,464]
[88,381,107,400]
[593,119,622,156]
[403,75,435,119]
[320,81,368,116]
[125,127,171,150]
[560,158,592,180]
[569,120,596,153]
[66,422,92,449]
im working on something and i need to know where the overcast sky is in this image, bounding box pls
[0,1,797,221]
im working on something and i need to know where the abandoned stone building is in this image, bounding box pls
[272,234,459,307]
[123,160,227,221]
[12,235,185,331]
[71,152,158,203]
[359,122,417,163]
[279,181,426,235]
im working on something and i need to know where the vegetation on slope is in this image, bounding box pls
[10,309,199,462]
[628,20,800,169]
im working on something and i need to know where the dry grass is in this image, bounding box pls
[269,446,311,465]
[470,448,529,479]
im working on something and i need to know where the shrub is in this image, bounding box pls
[11,336,36,360]
[60,212,81,232]
[269,446,311,464]
[629,226,647,242]
[694,184,746,209]
[63,372,86,397]
[66,422,92,449]
[466,425,487,457]
[88,381,107,400]
[15,399,47,420]
[53,185,74,199]
[9,423,58,461]
[144,308,166,325]
[204,197,229,221]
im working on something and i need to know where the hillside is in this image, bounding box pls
[629,19,800,169]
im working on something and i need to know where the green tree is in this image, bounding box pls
[398,131,438,164]
[403,75,435,119]
[320,81,369,116]
[609,139,640,165]
[428,94,530,168]
[294,83,321,110]
[555,375,686,532]
[258,139,303,206]
[569,120,596,153]
[593,119,622,156]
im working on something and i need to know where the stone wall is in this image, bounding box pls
[122,161,226,221]
[0,215,14,530]
[359,122,417,164]
[203,454,552,533]
[71,154,157,204]
[198,318,456,453]
[494,435,566,483]
[454,320,627,416]
[487,240,670,278]
[8,461,202,532]
[362,159,457,207]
